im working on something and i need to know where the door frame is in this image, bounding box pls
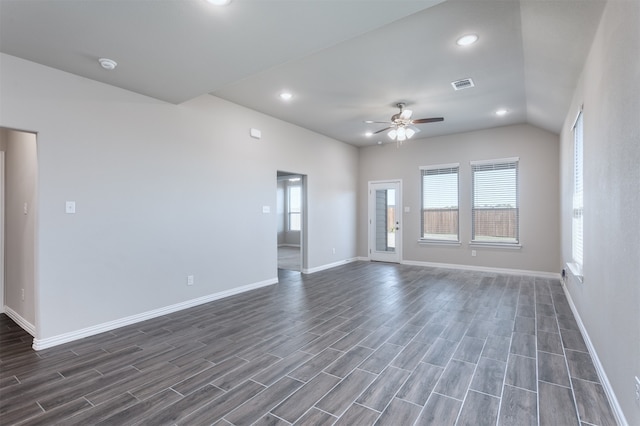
[276,171,307,273]
[0,151,4,313]
[368,179,402,263]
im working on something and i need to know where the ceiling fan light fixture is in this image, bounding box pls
[396,127,406,141]
[368,103,443,145]
[456,34,478,46]
[405,127,416,139]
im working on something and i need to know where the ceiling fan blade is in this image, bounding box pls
[411,117,444,124]
[373,126,393,134]
[364,120,392,124]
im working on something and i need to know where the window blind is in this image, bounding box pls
[421,164,459,241]
[471,159,519,244]
[288,185,301,231]
[572,111,584,266]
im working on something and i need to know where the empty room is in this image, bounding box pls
[0,0,638,425]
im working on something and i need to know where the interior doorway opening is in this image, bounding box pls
[0,127,38,337]
[277,171,306,272]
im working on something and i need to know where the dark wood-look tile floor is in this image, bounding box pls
[0,262,618,425]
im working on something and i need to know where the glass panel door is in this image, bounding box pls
[369,181,401,263]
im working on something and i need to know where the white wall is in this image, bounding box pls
[0,53,358,343]
[1,128,37,329]
[560,1,640,424]
[358,124,560,274]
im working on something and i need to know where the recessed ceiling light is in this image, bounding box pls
[496,109,508,116]
[279,92,293,101]
[456,34,478,46]
[98,58,117,70]
[205,0,232,5]
[365,132,373,137]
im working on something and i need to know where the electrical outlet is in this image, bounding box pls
[635,376,640,405]
[471,250,477,257]
[21,289,25,301]
[332,248,336,254]
[187,275,194,286]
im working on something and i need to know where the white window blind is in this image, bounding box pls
[471,158,519,244]
[288,185,301,231]
[572,111,584,266]
[421,164,459,241]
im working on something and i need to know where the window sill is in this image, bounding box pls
[566,262,584,283]
[469,242,522,250]
[418,239,461,247]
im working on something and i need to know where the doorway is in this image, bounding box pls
[277,171,306,272]
[368,180,402,263]
[0,150,3,313]
[0,127,38,335]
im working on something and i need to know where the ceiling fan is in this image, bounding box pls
[365,103,444,145]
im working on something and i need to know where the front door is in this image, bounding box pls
[368,181,401,263]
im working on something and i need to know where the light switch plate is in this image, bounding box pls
[262,206,270,214]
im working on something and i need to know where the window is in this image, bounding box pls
[288,184,301,231]
[420,164,459,241]
[471,158,519,244]
[572,110,584,267]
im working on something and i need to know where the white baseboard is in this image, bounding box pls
[4,306,36,337]
[562,282,628,426]
[303,258,359,274]
[32,277,278,351]
[401,259,561,280]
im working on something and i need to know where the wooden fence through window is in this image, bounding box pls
[423,208,518,239]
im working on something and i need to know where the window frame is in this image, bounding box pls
[287,183,301,232]
[570,108,584,279]
[419,163,460,244]
[470,157,520,247]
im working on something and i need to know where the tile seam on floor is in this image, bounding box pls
[453,334,489,425]
[554,286,584,426]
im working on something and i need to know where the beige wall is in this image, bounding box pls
[560,1,640,424]
[358,123,560,274]
[0,53,358,342]
[1,128,38,328]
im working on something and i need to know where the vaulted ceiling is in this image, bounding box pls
[0,0,606,146]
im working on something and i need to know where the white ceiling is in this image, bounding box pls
[0,0,606,147]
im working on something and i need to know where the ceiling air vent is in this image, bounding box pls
[451,78,474,91]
